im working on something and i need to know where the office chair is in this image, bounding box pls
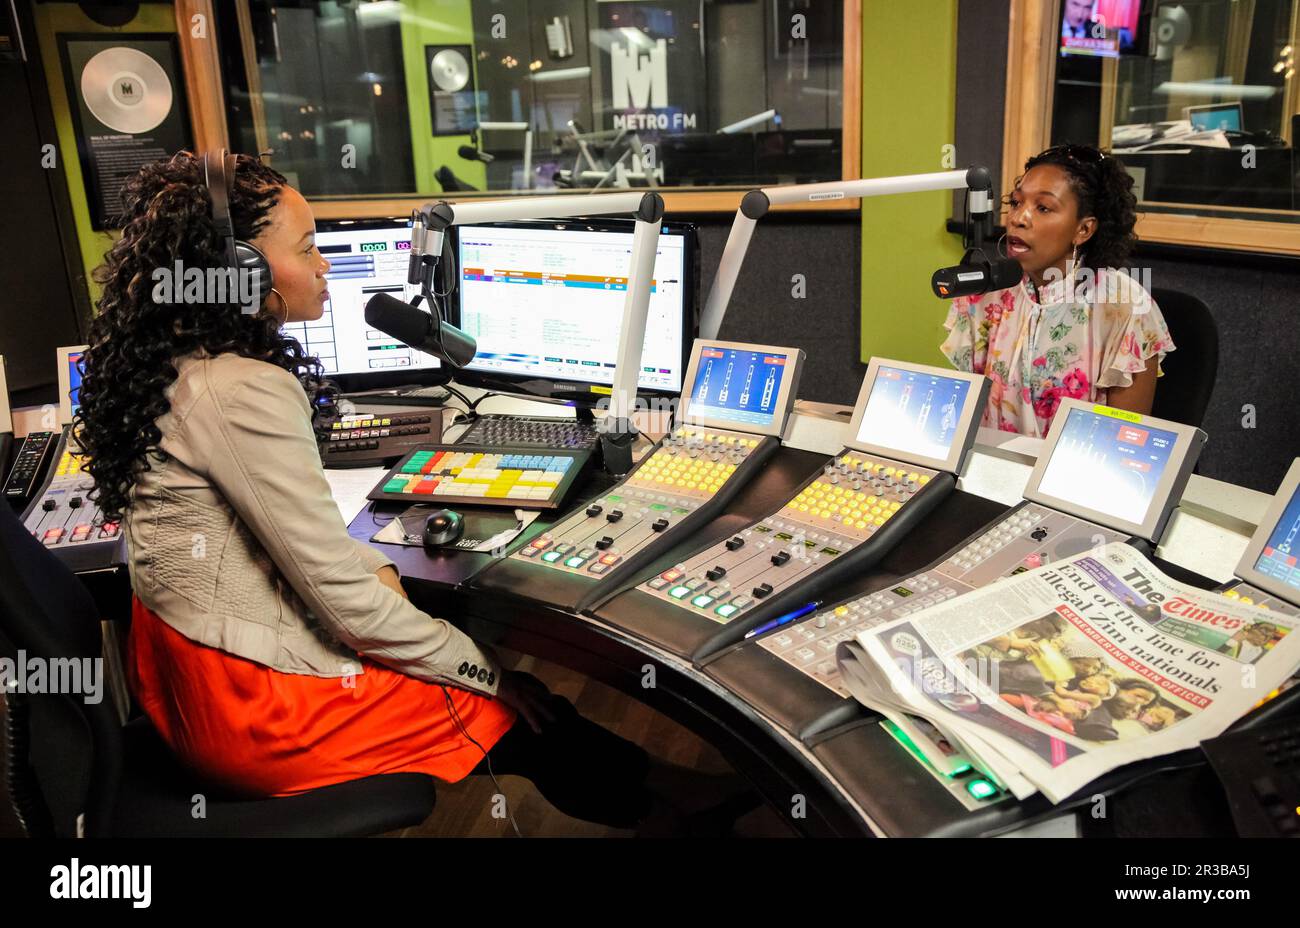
[0,503,436,837]
[1150,288,1218,429]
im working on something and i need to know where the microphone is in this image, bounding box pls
[435,165,479,193]
[457,144,495,164]
[364,292,476,369]
[931,250,1023,299]
[407,213,426,286]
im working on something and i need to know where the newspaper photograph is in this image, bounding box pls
[845,543,1300,803]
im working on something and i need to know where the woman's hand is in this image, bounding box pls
[376,565,409,600]
[495,671,557,733]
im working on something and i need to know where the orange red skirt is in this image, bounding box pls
[127,596,515,796]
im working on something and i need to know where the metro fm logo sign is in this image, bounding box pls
[609,38,696,131]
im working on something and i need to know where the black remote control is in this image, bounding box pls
[3,431,56,508]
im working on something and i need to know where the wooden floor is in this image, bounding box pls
[0,651,795,839]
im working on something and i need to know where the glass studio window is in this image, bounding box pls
[1050,0,1300,222]
[219,0,848,200]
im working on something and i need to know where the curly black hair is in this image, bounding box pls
[1018,143,1138,269]
[73,150,337,522]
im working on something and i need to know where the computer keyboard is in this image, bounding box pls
[1202,714,1300,837]
[459,415,600,450]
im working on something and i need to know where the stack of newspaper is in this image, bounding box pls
[836,543,1300,803]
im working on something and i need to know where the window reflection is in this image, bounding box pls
[225,0,845,198]
[1051,0,1299,217]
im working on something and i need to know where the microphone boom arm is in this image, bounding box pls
[405,192,665,473]
[700,166,994,339]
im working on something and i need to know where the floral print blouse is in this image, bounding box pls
[940,268,1176,437]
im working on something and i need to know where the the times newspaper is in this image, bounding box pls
[836,543,1300,803]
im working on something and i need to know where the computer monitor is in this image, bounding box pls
[451,218,696,404]
[1234,458,1300,605]
[844,358,990,473]
[1186,103,1243,133]
[1025,399,1207,542]
[57,344,88,427]
[280,218,445,392]
[678,340,804,437]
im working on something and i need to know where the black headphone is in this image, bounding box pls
[203,149,275,312]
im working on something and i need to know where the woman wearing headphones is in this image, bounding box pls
[74,151,736,833]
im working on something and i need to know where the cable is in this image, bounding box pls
[440,683,523,838]
[441,383,475,411]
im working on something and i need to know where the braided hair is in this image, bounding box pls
[1020,143,1138,269]
[73,150,337,522]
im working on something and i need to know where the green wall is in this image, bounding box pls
[34,2,179,304]
[859,0,965,367]
[399,0,485,194]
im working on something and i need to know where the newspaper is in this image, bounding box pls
[839,543,1300,803]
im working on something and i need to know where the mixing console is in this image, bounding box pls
[641,450,938,624]
[758,502,1127,695]
[23,437,119,548]
[599,357,991,660]
[766,399,1208,704]
[20,430,124,572]
[514,425,776,608]
[477,340,805,612]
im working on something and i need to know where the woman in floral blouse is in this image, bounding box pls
[941,144,1175,436]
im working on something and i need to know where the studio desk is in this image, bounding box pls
[337,398,1276,838]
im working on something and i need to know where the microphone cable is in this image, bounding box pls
[440,683,523,838]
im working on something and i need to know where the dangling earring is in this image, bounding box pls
[1069,243,1079,278]
[996,232,1010,259]
[267,288,290,325]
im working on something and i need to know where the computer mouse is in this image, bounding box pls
[422,509,464,547]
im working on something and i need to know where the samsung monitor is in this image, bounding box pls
[844,358,989,473]
[1233,458,1300,606]
[451,218,696,405]
[57,344,88,427]
[1025,399,1207,542]
[677,340,804,437]
[1186,103,1244,134]
[280,218,447,393]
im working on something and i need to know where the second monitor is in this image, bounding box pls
[451,218,697,406]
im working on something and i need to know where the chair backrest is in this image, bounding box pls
[0,501,124,837]
[1150,287,1219,429]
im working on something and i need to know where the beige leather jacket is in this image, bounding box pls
[123,350,500,697]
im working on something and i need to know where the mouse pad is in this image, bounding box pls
[371,504,539,553]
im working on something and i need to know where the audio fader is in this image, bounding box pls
[476,340,804,613]
[603,358,990,660]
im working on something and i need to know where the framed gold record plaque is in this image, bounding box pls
[58,34,191,230]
